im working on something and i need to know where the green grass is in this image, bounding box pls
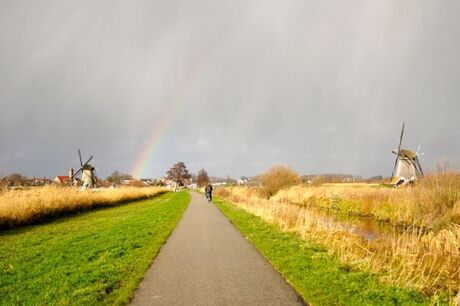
[214,197,431,306]
[0,191,190,305]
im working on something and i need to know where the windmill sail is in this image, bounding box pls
[390,122,405,182]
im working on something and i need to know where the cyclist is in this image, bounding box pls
[205,183,213,202]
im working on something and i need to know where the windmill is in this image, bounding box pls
[390,122,424,187]
[70,149,98,188]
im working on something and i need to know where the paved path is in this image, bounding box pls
[131,192,305,306]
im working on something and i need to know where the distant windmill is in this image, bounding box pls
[390,122,424,186]
[71,149,98,188]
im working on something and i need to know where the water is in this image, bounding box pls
[303,206,412,241]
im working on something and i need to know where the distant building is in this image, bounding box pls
[31,178,51,186]
[140,178,154,185]
[237,179,249,185]
[121,179,133,185]
[182,179,192,187]
[53,176,70,184]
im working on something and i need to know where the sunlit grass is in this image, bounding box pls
[0,191,190,305]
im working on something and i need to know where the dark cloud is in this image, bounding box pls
[1,0,459,178]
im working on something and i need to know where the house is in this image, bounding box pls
[237,178,249,185]
[31,178,51,186]
[121,179,133,185]
[54,176,70,184]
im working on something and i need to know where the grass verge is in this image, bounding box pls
[214,197,432,306]
[0,191,190,305]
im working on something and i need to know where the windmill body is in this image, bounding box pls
[71,149,98,188]
[392,150,418,184]
[390,123,424,187]
[81,164,96,188]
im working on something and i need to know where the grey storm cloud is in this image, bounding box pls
[0,0,459,178]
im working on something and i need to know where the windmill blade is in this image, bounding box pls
[397,122,405,154]
[408,159,422,178]
[92,169,98,186]
[78,149,83,167]
[82,156,93,167]
[390,156,399,182]
[416,145,425,156]
[404,157,423,178]
[72,157,93,179]
[390,123,404,181]
[71,167,83,179]
[390,122,405,183]
[415,157,424,177]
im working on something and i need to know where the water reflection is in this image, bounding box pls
[303,206,424,241]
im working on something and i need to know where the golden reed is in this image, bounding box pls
[216,174,460,302]
[0,186,166,229]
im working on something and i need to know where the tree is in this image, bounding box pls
[260,165,300,198]
[106,171,133,184]
[166,162,191,187]
[5,173,28,186]
[196,168,210,187]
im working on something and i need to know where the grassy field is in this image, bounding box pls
[0,186,167,229]
[0,191,190,305]
[215,173,460,303]
[215,197,431,305]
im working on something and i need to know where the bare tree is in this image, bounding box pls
[166,162,191,189]
[5,173,28,186]
[196,168,210,187]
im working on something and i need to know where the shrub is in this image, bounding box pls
[196,168,210,187]
[260,165,300,198]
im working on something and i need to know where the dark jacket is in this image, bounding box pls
[205,185,213,193]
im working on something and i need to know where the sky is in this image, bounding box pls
[1,0,459,179]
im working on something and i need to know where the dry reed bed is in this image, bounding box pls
[0,186,167,229]
[215,180,460,301]
[273,172,460,229]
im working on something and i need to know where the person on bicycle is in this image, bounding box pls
[205,183,213,202]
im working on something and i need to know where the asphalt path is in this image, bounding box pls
[130,191,305,306]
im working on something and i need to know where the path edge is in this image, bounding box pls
[126,191,192,304]
[211,195,308,306]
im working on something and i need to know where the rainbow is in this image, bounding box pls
[130,67,204,178]
[130,99,185,179]
[130,49,216,178]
